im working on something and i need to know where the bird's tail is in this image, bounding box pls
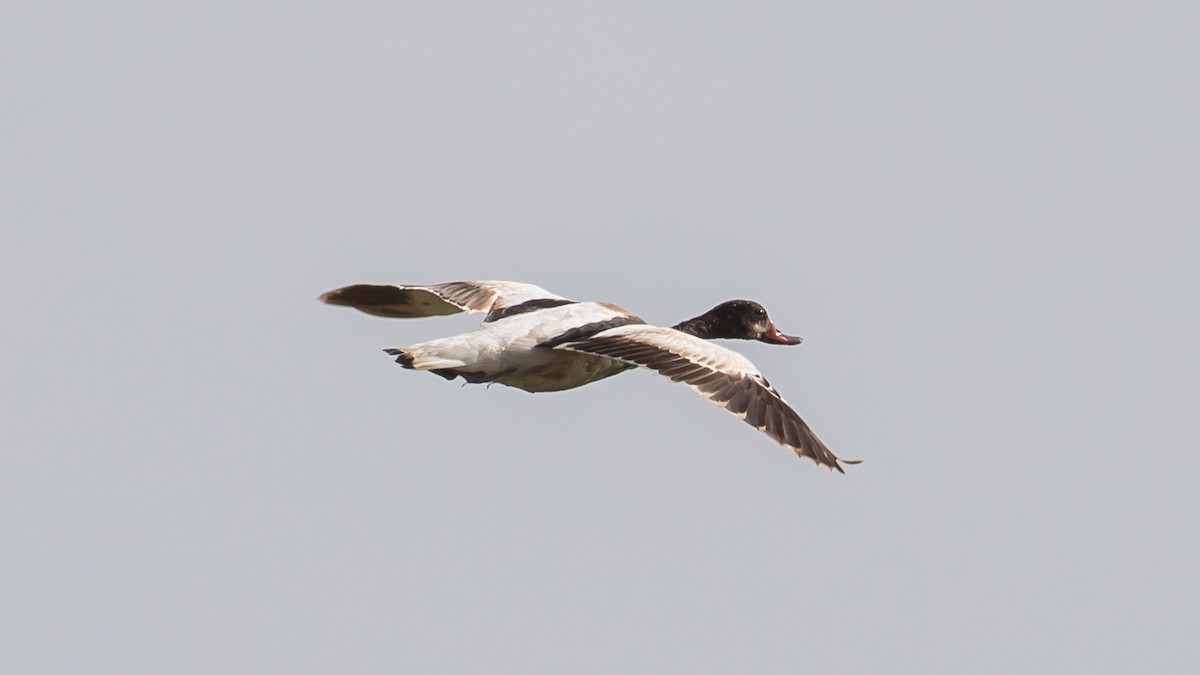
[382,345,468,372]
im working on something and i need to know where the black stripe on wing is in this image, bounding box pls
[537,315,647,348]
[485,297,576,322]
[557,334,856,473]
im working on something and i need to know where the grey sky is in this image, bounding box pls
[3,1,1198,673]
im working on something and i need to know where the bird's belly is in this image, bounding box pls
[492,351,633,393]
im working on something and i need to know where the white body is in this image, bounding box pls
[398,301,633,392]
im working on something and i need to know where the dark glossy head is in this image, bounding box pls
[672,300,802,344]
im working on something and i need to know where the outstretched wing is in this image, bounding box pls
[553,325,859,472]
[319,281,570,320]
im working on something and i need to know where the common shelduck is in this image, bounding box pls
[321,280,858,472]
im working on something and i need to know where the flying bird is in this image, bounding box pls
[320,280,859,472]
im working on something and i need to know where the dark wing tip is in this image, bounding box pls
[318,285,371,307]
[830,457,863,475]
[319,284,401,306]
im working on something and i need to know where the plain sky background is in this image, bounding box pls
[3,1,1198,673]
